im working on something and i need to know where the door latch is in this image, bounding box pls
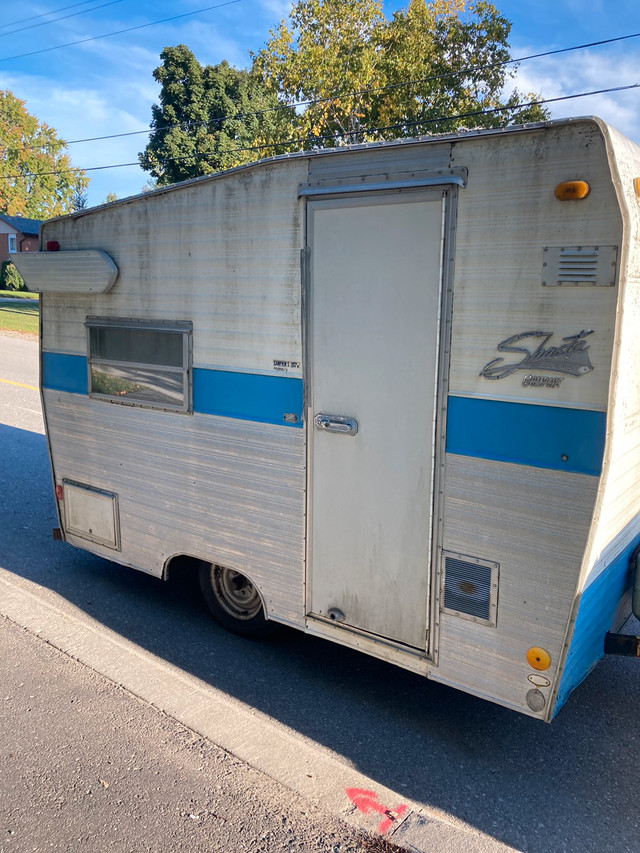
[313,413,359,436]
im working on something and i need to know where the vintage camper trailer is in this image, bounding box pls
[13,116,640,720]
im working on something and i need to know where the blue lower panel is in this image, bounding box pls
[192,368,303,427]
[42,352,88,394]
[554,540,637,715]
[446,396,606,476]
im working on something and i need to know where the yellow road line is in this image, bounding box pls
[0,377,38,392]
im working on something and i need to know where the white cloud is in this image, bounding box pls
[510,48,640,143]
[0,68,155,203]
[255,0,291,22]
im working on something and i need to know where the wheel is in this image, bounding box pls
[198,563,275,639]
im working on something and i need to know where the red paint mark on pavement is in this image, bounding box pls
[345,788,408,834]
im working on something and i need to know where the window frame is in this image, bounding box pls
[85,317,193,413]
[8,234,17,253]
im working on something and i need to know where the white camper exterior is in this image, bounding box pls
[14,117,640,720]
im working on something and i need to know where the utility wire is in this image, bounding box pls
[0,0,241,63]
[0,0,125,40]
[140,83,640,161]
[2,83,638,180]
[0,0,103,31]
[6,28,640,154]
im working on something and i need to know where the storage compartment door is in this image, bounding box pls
[308,192,444,649]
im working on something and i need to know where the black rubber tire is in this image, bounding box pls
[198,562,276,639]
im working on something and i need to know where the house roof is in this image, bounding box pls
[0,215,42,236]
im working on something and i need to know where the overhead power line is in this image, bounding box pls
[0,0,103,31]
[0,0,125,40]
[0,0,241,63]
[6,28,640,156]
[2,83,638,181]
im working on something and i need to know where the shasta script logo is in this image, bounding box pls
[480,330,594,381]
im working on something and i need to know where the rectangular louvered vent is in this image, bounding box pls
[441,552,499,627]
[542,245,617,287]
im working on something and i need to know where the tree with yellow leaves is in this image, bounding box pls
[0,90,88,218]
[253,0,548,146]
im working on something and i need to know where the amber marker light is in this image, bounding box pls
[634,177,640,198]
[527,646,551,671]
[554,180,590,200]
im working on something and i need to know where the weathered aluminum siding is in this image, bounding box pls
[434,121,621,716]
[40,159,309,376]
[40,158,309,627]
[436,455,597,711]
[447,122,620,410]
[306,138,453,185]
[582,125,640,583]
[552,124,640,712]
[45,391,306,626]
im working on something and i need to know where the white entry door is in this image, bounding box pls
[308,192,445,649]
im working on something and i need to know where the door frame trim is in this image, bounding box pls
[302,187,458,661]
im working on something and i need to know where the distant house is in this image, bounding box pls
[0,215,41,265]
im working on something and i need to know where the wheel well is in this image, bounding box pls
[162,554,269,617]
[163,553,208,581]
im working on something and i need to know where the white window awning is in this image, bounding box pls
[9,249,118,294]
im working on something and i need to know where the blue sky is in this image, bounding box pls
[1,0,638,206]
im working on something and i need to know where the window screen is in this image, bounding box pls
[87,320,191,412]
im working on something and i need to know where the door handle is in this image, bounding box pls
[314,413,358,435]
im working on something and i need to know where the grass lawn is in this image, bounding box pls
[0,290,38,300]
[0,302,39,335]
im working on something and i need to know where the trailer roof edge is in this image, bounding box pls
[48,115,613,225]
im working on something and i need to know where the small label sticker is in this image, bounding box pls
[273,359,301,373]
[527,674,551,688]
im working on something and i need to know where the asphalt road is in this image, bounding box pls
[1,334,639,853]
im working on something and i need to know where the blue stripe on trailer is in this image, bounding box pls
[41,353,304,428]
[446,396,606,476]
[192,368,303,427]
[554,539,638,715]
[42,352,88,394]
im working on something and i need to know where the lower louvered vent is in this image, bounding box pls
[442,553,499,627]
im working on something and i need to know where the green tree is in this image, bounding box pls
[253,0,385,143]
[0,90,88,218]
[72,188,89,210]
[0,261,27,292]
[253,0,549,144]
[104,192,118,204]
[372,0,547,136]
[139,45,292,185]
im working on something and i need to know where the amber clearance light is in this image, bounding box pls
[527,646,551,671]
[554,180,590,200]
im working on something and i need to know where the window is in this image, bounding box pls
[86,319,192,412]
[8,234,16,253]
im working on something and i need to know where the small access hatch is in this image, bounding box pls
[63,480,120,550]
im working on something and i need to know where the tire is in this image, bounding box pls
[198,563,275,639]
